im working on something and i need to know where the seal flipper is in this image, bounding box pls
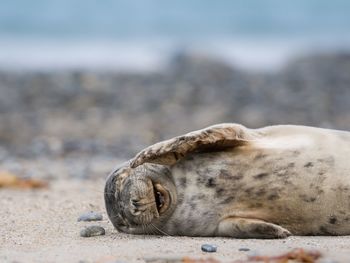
[217,218,291,239]
[130,123,257,168]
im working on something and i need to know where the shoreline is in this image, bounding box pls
[1,38,350,72]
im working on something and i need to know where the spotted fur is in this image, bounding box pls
[105,123,350,238]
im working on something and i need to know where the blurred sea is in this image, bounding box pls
[1,0,350,71]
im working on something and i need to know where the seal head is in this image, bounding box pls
[104,162,177,234]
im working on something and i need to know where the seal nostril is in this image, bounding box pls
[131,199,140,207]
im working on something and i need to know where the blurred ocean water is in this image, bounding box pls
[0,0,350,70]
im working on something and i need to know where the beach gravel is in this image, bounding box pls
[78,211,103,222]
[201,244,217,253]
[1,52,350,162]
[80,225,106,237]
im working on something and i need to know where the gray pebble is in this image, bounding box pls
[80,225,105,237]
[239,247,250,251]
[145,257,183,263]
[78,211,103,222]
[201,244,217,253]
[318,259,338,263]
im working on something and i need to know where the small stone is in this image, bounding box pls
[78,211,103,222]
[201,244,217,253]
[318,259,338,263]
[145,257,183,263]
[80,225,105,237]
[239,248,250,251]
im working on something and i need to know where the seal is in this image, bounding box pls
[104,123,350,238]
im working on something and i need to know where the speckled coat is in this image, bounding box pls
[105,124,350,238]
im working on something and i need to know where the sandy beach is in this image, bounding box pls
[0,53,350,262]
[0,178,349,263]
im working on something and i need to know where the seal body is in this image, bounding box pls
[105,124,350,238]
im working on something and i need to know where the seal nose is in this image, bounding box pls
[128,178,157,214]
[131,199,141,207]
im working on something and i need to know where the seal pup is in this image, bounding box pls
[105,123,350,238]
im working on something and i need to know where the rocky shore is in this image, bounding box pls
[0,51,350,178]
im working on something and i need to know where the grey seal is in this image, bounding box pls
[105,123,350,238]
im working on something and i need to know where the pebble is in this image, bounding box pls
[239,247,250,251]
[201,244,217,253]
[145,257,183,263]
[78,211,103,222]
[80,225,105,237]
[318,259,338,263]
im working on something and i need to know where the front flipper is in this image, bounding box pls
[217,218,291,239]
[130,123,258,168]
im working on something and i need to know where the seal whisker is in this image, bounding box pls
[148,224,158,236]
[141,223,146,238]
[150,223,171,236]
[150,225,158,236]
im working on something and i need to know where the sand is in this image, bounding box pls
[1,179,349,263]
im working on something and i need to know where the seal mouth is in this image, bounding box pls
[153,182,170,215]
